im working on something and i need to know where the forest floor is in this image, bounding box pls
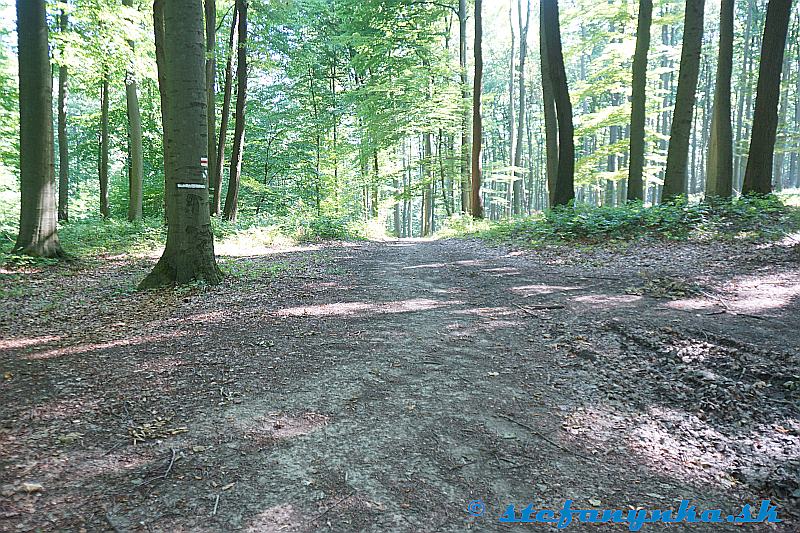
[1,235,799,531]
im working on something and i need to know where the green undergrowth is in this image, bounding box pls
[440,195,800,247]
[0,213,366,268]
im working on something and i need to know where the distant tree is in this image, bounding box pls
[140,0,222,288]
[742,0,793,195]
[213,5,238,216]
[706,0,734,198]
[223,0,248,222]
[123,0,144,221]
[470,0,483,219]
[542,0,574,206]
[627,0,652,202]
[205,0,217,215]
[662,0,705,200]
[459,0,469,213]
[512,0,531,215]
[99,63,110,218]
[57,9,70,222]
[14,0,62,257]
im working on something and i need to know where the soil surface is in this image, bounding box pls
[1,237,799,532]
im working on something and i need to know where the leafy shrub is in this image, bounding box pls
[445,195,798,246]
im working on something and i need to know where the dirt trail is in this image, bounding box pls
[1,238,799,531]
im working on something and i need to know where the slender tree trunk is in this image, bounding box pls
[57,9,69,222]
[627,0,652,201]
[470,0,484,218]
[14,0,62,257]
[213,5,237,215]
[123,0,144,221]
[205,0,217,215]
[791,18,800,185]
[706,0,734,199]
[662,0,705,200]
[508,4,515,216]
[99,65,110,218]
[223,0,248,222]
[743,0,793,194]
[372,150,379,219]
[459,0,469,213]
[540,3,558,206]
[512,0,530,215]
[734,1,754,189]
[542,0,574,206]
[140,0,222,288]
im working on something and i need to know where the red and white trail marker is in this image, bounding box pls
[200,157,209,167]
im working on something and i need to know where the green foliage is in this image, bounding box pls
[446,196,800,246]
[57,217,166,257]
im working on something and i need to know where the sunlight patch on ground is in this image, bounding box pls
[565,404,800,491]
[723,272,800,313]
[510,283,582,296]
[0,335,61,351]
[482,266,520,276]
[572,294,643,305]
[274,298,454,317]
[401,262,447,270]
[245,503,304,532]
[22,331,184,360]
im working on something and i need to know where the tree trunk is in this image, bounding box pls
[508,4,515,216]
[57,9,69,222]
[540,2,558,207]
[123,0,144,221]
[662,0,705,200]
[205,0,217,215]
[742,0,793,195]
[459,0,469,213]
[542,0,574,207]
[423,132,433,235]
[99,65,110,218]
[213,5,238,216]
[627,0,652,202]
[470,0,484,219]
[14,0,62,257]
[223,0,248,222]
[139,0,222,288]
[706,0,734,199]
[513,0,530,215]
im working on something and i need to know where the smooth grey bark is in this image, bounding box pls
[213,5,238,215]
[57,9,69,222]
[706,0,734,198]
[663,0,706,200]
[223,0,247,222]
[99,66,110,218]
[743,0,793,194]
[627,0,652,201]
[205,0,217,214]
[459,0,469,213]
[470,0,484,218]
[123,0,144,221]
[14,0,62,257]
[512,0,530,215]
[140,0,222,288]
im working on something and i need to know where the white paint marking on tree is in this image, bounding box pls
[177,183,206,189]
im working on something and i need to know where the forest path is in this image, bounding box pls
[1,238,799,531]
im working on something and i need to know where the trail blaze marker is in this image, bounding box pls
[177,183,205,189]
